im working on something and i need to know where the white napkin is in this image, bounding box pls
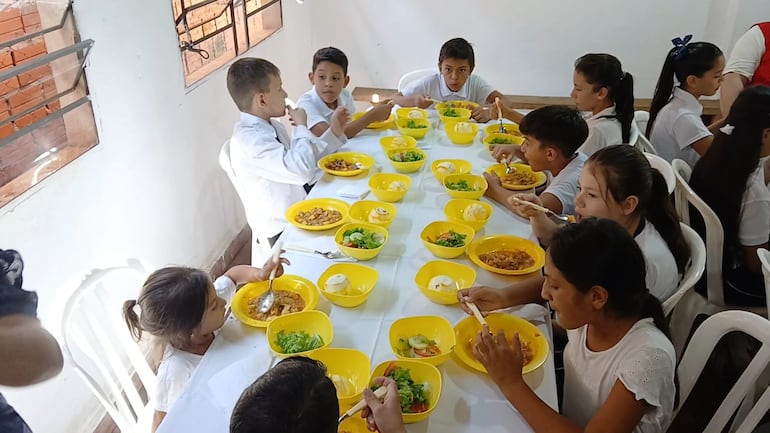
[338,184,370,199]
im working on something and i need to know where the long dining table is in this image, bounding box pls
[157,113,558,433]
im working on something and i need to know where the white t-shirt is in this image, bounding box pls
[725,25,766,80]
[636,221,679,301]
[739,167,770,246]
[543,152,587,216]
[297,86,356,130]
[650,88,711,168]
[564,318,676,433]
[580,106,626,156]
[401,73,495,105]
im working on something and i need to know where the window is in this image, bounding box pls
[173,0,283,87]
[0,0,97,208]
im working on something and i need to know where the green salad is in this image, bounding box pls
[275,330,324,354]
[390,150,424,162]
[433,230,466,247]
[341,228,385,249]
[405,119,427,129]
[442,108,460,117]
[446,179,477,191]
[489,137,513,144]
[373,363,429,413]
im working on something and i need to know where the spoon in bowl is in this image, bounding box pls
[257,241,283,314]
[494,97,507,134]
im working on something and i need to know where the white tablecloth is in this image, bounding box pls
[158,119,558,433]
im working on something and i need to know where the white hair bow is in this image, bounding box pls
[719,124,735,136]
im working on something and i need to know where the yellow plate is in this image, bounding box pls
[351,111,395,129]
[368,173,411,202]
[386,148,427,173]
[420,221,475,259]
[443,199,493,231]
[231,275,320,327]
[310,348,371,407]
[444,122,479,145]
[414,260,476,305]
[338,414,368,432]
[285,198,350,231]
[443,173,488,200]
[370,360,442,423]
[431,159,472,183]
[482,133,524,150]
[435,101,480,112]
[334,222,389,261]
[466,235,546,276]
[454,313,549,374]
[349,200,397,228]
[379,135,417,152]
[484,123,521,137]
[266,310,333,358]
[318,152,376,177]
[396,118,431,139]
[438,107,472,124]
[389,315,456,365]
[485,163,548,191]
[317,262,379,307]
[396,107,428,119]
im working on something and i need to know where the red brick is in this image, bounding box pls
[0,122,15,139]
[46,100,60,112]
[23,23,42,33]
[21,13,40,29]
[11,39,46,64]
[10,94,43,115]
[8,84,42,108]
[0,76,19,95]
[20,4,37,16]
[0,50,12,69]
[0,9,21,23]
[0,106,10,120]
[0,17,23,35]
[17,64,51,87]
[41,78,56,95]
[13,106,46,129]
[0,29,24,45]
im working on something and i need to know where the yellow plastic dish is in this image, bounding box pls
[389,316,456,366]
[420,221,476,259]
[396,118,431,139]
[484,123,521,137]
[454,313,549,374]
[482,132,525,149]
[368,173,411,202]
[318,152,376,177]
[267,310,333,358]
[370,360,442,423]
[438,107,472,124]
[349,200,397,228]
[443,199,493,231]
[310,348,371,407]
[431,159,472,183]
[386,148,427,174]
[466,234,546,276]
[485,163,548,191]
[396,107,428,119]
[435,101,480,112]
[379,135,417,152]
[334,222,389,261]
[285,198,350,231]
[231,275,319,328]
[338,414,368,433]
[414,260,476,305]
[317,263,379,308]
[350,111,395,130]
[444,122,479,145]
[443,173,488,200]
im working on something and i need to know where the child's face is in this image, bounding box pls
[439,57,472,92]
[520,135,552,172]
[687,55,725,97]
[256,74,288,117]
[310,61,349,106]
[197,284,227,335]
[540,252,593,330]
[571,71,607,113]
[574,165,635,222]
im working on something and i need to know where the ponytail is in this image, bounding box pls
[616,72,634,144]
[647,169,690,273]
[574,54,635,143]
[647,51,677,137]
[640,292,670,339]
[123,299,142,341]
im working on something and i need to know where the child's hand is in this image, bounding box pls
[490,144,519,164]
[330,106,350,137]
[474,328,524,390]
[483,171,503,192]
[457,287,507,316]
[413,95,433,109]
[507,193,543,218]
[490,102,511,120]
[287,106,307,127]
[223,259,289,286]
[361,377,407,433]
[471,106,491,123]
[368,102,393,122]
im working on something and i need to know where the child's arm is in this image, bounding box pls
[537,192,564,215]
[507,194,561,246]
[457,275,545,315]
[491,97,526,124]
[483,171,517,208]
[490,143,527,164]
[391,92,433,108]
[342,102,393,138]
[0,314,63,386]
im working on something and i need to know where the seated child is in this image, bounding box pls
[230,357,406,433]
[226,58,348,243]
[298,47,392,138]
[392,37,504,122]
[485,105,588,215]
[123,259,285,432]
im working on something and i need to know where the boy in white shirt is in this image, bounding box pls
[226,58,348,244]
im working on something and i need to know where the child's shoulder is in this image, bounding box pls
[157,346,202,379]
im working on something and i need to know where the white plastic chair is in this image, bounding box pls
[633,111,657,155]
[397,68,434,94]
[668,310,770,433]
[758,248,770,314]
[61,260,155,433]
[663,224,706,316]
[644,152,675,194]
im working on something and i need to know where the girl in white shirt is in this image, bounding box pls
[690,85,770,306]
[473,218,676,433]
[122,259,286,432]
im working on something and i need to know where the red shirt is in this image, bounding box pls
[751,22,770,86]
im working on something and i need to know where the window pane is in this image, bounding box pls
[245,0,281,48]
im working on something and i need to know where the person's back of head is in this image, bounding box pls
[227,58,281,113]
[312,47,348,75]
[230,357,338,433]
[439,37,475,69]
[519,105,589,157]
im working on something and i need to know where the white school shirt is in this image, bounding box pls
[636,221,679,302]
[564,318,676,433]
[650,88,711,168]
[579,105,631,156]
[725,25,765,80]
[297,86,356,130]
[739,167,770,246]
[228,112,346,237]
[401,73,495,105]
[543,152,587,216]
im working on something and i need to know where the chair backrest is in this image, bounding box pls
[634,110,650,137]
[669,310,770,433]
[397,68,435,94]
[758,248,770,314]
[662,224,706,316]
[61,261,155,433]
[644,152,675,194]
[672,158,726,307]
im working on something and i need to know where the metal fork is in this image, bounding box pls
[495,97,507,134]
[284,245,347,259]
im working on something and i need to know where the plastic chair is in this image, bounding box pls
[633,111,657,155]
[397,68,434,94]
[644,152,675,194]
[668,310,770,433]
[662,224,706,316]
[61,260,155,433]
[758,248,770,314]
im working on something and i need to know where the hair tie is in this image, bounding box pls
[671,34,693,60]
[719,124,735,135]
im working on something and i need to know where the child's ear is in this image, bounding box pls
[308,72,314,84]
[621,195,639,215]
[252,92,263,109]
[685,75,698,90]
[590,285,609,310]
[545,146,557,162]
[596,86,609,100]
[344,75,350,88]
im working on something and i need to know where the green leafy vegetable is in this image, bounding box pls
[275,330,324,354]
[373,364,429,413]
[442,108,460,117]
[489,137,513,144]
[405,119,427,129]
[390,150,424,162]
[433,230,466,247]
[342,228,385,249]
[446,179,477,191]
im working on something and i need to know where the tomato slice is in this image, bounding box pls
[383,362,398,377]
[413,343,441,357]
[410,402,428,413]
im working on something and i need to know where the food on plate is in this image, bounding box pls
[396,334,442,358]
[427,275,456,293]
[445,179,477,191]
[324,273,351,294]
[501,169,537,186]
[391,136,407,147]
[247,290,305,321]
[441,108,461,118]
[444,101,476,110]
[435,161,456,174]
[374,363,430,413]
[407,110,424,119]
[453,122,474,134]
[274,330,325,354]
[478,249,536,271]
[387,181,407,192]
[325,158,359,171]
[390,150,424,162]
[341,228,385,249]
[331,374,355,396]
[488,137,514,145]
[405,119,427,129]
[463,203,488,222]
[429,230,467,248]
[468,333,536,365]
[295,207,343,226]
[368,207,392,223]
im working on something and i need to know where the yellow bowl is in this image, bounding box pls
[443,199,493,231]
[349,200,397,228]
[454,313,549,374]
[444,122,479,145]
[318,152,376,177]
[438,107,472,124]
[386,148,427,174]
[396,118,431,139]
[351,111,395,130]
[396,107,428,119]
[368,173,411,202]
[414,260,476,305]
[482,133,524,150]
[317,263,379,308]
[370,360,442,423]
[310,348,371,408]
[379,135,417,152]
[435,101,480,112]
[420,221,476,259]
[443,173,488,200]
[334,223,389,261]
[466,234,546,275]
[485,163,548,191]
[484,123,521,137]
[231,275,319,327]
[338,415,368,433]
[267,310,333,358]
[285,198,350,231]
[389,316,456,365]
[430,159,472,183]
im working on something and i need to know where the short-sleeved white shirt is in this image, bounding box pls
[297,86,356,130]
[543,152,587,216]
[725,25,766,80]
[580,105,628,156]
[401,73,495,105]
[739,167,770,246]
[564,318,676,433]
[650,88,711,168]
[636,221,680,301]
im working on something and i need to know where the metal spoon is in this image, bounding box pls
[284,245,346,260]
[257,241,283,314]
[494,97,507,134]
